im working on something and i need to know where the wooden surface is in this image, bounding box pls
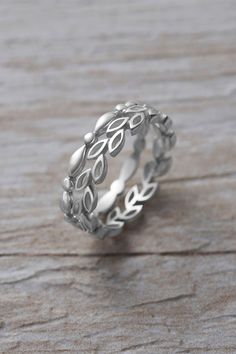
[0,1,236,353]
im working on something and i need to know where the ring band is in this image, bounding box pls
[60,101,176,239]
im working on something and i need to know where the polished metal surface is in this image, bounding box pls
[60,102,176,239]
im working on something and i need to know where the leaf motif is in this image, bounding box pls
[106,117,128,137]
[107,207,121,223]
[143,161,156,183]
[69,145,86,177]
[125,185,139,209]
[106,207,124,236]
[129,113,145,135]
[87,139,108,160]
[121,205,143,222]
[92,154,108,184]
[125,101,138,108]
[126,104,146,113]
[155,157,173,177]
[162,116,172,130]
[75,169,92,191]
[77,220,86,231]
[167,132,177,149]
[108,129,125,157]
[72,198,82,216]
[94,112,116,133]
[62,176,73,192]
[107,219,124,231]
[139,182,158,202]
[153,138,164,158]
[90,214,99,232]
[80,214,98,233]
[115,103,126,111]
[80,214,92,232]
[147,107,159,117]
[64,214,78,226]
[83,185,98,213]
[60,191,72,214]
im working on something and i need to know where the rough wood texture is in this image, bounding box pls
[0,1,236,353]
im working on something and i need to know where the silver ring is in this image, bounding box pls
[60,101,176,239]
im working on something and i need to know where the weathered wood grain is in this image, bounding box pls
[0,0,236,353]
[0,254,236,353]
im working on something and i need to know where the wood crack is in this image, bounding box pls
[0,250,236,258]
[119,339,162,352]
[202,314,236,322]
[163,170,236,185]
[0,265,97,285]
[126,293,195,309]
[17,315,68,330]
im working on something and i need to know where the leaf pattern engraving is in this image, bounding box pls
[155,157,172,177]
[129,113,145,135]
[121,205,143,222]
[106,207,124,229]
[94,112,116,133]
[107,207,121,223]
[139,182,158,202]
[108,129,125,157]
[125,185,139,209]
[75,169,92,191]
[126,104,146,113]
[60,191,73,214]
[143,161,156,183]
[153,137,164,159]
[83,185,98,213]
[80,213,98,233]
[80,214,92,232]
[92,154,108,184]
[69,145,86,177]
[87,139,108,160]
[106,117,128,137]
[72,198,82,216]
